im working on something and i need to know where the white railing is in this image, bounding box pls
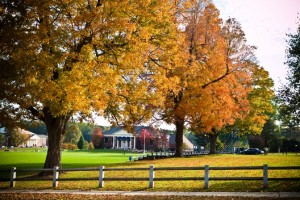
[1,165,299,189]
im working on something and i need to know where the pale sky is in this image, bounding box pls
[214,0,300,89]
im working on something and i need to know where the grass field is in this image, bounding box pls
[0,148,141,170]
[0,148,299,192]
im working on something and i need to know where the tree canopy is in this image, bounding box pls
[278,19,300,126]
[155,1,264,156]
[0,0,181,169]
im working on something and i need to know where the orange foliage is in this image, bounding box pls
[162,1,254,136]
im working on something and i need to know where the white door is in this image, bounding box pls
[121,141,128,149]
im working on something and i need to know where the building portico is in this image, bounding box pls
[103,127,136,149]
[102,126,171,151]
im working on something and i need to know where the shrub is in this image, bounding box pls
[88,142,94,150]
[61,143,78,150]
[84,140,89,149]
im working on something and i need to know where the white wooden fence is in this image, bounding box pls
[1,165,299,189]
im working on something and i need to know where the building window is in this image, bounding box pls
[104,137,109,144]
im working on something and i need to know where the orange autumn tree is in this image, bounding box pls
[103,1,184,130]
[0,0,181,170]
[200,20,274,154]
[190,17,258,154]
[224,64,275,136]
[159,1,256,156]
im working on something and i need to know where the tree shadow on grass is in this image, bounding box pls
[61,161,148,168]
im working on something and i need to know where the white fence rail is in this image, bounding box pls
[1,165,299,189]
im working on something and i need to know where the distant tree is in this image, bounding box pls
[25,121,47,135]
[160,133,170,150]
[261,117,279,148]
[248,135,264,149]
[139,129,151,150]
[282,139,300,152]
[278,20,300,126]
[91,127,103,149]
[216,138,224,151]
[77,123,96,142]
[63,124,82,145]
[268,135,282,153]
[0,134,4,146]
[10,128,31,147]
[77,135,85,150]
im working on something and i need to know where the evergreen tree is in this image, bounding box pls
[278,19,300,126]
[77,135,85,150]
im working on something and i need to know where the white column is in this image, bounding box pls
[133,136,136,149]
[116,137,119,148]
[112,136,115,148]
[129,137,132,149]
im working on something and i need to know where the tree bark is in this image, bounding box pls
[174,116,184,157]
[40,107,70,175]
[209,134,218,154]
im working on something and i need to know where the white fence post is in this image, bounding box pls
[99,166,105,188]
[204,165,209,189]
[10,167,16,187]
[52,166,59,187]
[263,164,268,188]
[149,165,155,188]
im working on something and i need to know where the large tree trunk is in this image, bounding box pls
[209,134,218,154]
[40,107,70,175]
[174,116,184,157]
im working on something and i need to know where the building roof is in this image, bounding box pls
[169,134,194,149]
[27,134,48,140]
[103,126,134,137]
[103,127,124,135]
[186,132,198,146]
[37,135,48,139]
[18,128,34,135]
[103,126,155,137]
[29,134,40,139]
[17,128,48,139]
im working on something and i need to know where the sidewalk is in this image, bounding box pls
[1,190,300,198]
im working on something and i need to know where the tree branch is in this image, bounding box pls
[201,62,230,89]
[28,106,45,121]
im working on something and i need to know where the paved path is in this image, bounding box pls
[1,190,300,198]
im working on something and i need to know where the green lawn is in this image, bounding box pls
[0,148,142,170]
[0,149,299,192]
